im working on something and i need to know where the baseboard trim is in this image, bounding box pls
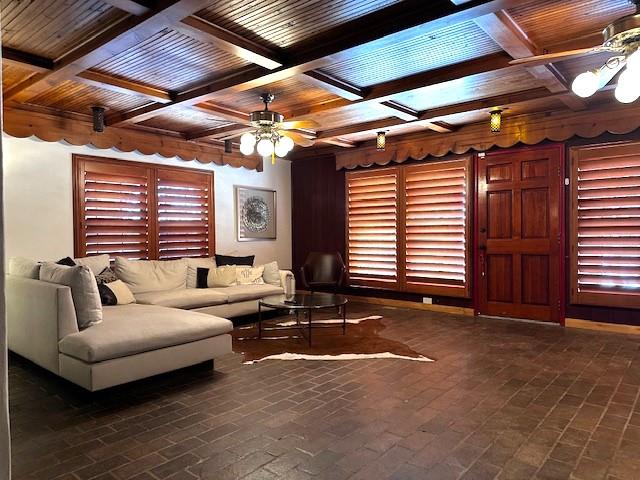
[344,294,474,316]
[565,318,640,335]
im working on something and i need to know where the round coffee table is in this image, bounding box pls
[258,292,348,346]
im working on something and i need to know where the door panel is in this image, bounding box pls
[477,146,563,322]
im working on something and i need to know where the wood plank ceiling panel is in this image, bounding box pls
[2,63,34,90]
[90,28,250,92]
[137,107,234,133]
[340,96,568,142]
[389,68,542,112]
[25,80,151,115]
[208,76,340,115]
[507,0,634,47]
[319,21,502,87]
[555,51,620,85]
[299,102,396,131]
[195,0,403,49]
[0,0,128,60]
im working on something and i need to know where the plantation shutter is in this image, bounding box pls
[156,169,214,259]
[571,143,640,308]
[346,168,399,288]
[402,159,471,297]
[75,159,152,260]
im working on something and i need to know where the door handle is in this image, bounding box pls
[479,246,486,278]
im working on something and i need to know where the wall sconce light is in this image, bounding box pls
[489,108,502,133]
[224,139,232,153]
[91,106,105,133]
[376,131,386,151]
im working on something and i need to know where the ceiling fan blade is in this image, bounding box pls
[509,47,604,67]
[283,131,315,147]
[280,120,321,130]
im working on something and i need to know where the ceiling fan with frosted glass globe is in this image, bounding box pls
[510,0,640,104]
[238,93,319,163]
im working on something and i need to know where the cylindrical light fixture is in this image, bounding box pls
[489,108,502,133]
[91,106,105,133]
[376,131,386,151]
[224,139,232,153]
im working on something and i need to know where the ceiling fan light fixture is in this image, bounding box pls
[256,138,275,157]
[274,141,289,158]
[279,135,294,152]
[615,69,640,103]
[626,48,640,71]
[572,70,600,98]
[240,132,256,146]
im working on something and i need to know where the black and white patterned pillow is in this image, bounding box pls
[95,266,118,285]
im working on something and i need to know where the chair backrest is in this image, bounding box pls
[302,252,345,284]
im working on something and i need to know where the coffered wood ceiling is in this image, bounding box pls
[1,0,637,156]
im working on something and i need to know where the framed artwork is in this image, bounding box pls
[235,186,277,241]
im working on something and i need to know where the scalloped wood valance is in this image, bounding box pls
[335,102,640,170]
[3,107,263,171]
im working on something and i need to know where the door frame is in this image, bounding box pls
[472,143,566,325]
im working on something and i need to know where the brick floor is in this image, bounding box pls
[8,302,640,479]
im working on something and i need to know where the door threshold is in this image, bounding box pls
[478,315,561,327]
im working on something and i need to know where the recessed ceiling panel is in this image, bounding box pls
[26,80,151,116]
[2,63,34,90]
[389,68,542,112]
[196,0,402,49]
[0,0,127,60]
[507,0,634,48]
[319,21,502,88]
[138,108,233,134]
[92,28,250,92]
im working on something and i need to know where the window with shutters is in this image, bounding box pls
[156,169,214,260]
[570,142,640,309]
[73,155,214,261]
[346,168,399,288]
[402,158,471,297]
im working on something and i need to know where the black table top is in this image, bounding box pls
[259,292,348,309]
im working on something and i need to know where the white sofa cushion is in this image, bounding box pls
[9,257,40,279]
[184,257,216,288]
[114,257,187,294]
[236,266,265,285]
[134,288,229,309]
[74,254,110,275]
[58,304,233,363]
[221,284,283,303]
[262,261,280,286]
[40,263,103,329]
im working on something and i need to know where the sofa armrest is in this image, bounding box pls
[278,270,294,290]
[6,275,79,374]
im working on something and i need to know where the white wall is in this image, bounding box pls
[2,135,292,268]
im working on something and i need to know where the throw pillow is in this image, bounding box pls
[39,263,102,329]
[57,257,76,266]
[95,266,118,285]
[185,257,217,288]
[262,261,280,286]
[196,266,237,288]
[74,254,110,275]
[236,266,265,285]
[215,254,254,266]
[98,280,136,306]
[8,257,41,279]
[114,257,187,294]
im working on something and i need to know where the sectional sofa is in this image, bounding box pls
[6,255,293,391]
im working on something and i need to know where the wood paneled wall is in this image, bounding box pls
[292,131,640,325]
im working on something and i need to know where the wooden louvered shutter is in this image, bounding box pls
[156,168,215,260]
[402,158,471,297]
[74,157,152,260]
[571,143,640,308]
[346,168,399,288]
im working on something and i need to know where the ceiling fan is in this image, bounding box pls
[238,93,319,162]
[511,0,640,103]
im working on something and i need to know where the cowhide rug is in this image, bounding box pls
[233,315,433,364]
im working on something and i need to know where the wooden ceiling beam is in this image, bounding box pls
[76,70,173,103]
[185,123,249,141]
[3,0,215,103]
[379,100,420,121]
[101,0,153,15]
[106,0,524,125]
[317,138,358,148]
[297,71,366,101]
[2,47,53,73]
[190,103,249,124]
[474,10,588,110]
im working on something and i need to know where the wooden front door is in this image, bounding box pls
[477,145,563,322]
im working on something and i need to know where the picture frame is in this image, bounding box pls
[235,186,277,241]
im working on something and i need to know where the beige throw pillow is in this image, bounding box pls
[40,263,102,329]
[207,266,237,287]
[74,254,110,275]
[103,280,136,305]
[261,261,280,286]
[114,257,187,293]
[236,266,265,285]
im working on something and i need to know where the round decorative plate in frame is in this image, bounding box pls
[241,196,270,233]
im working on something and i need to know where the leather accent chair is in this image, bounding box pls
[299,252,346,293]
